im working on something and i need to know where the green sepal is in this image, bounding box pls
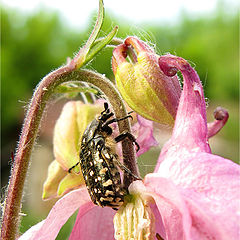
[84,26,118,65]
[73,0,118,68]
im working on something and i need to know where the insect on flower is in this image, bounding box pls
[69,102,140,209]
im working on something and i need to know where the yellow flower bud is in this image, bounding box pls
[112,37,181,125]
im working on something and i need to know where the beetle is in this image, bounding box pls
[69,102,139,209]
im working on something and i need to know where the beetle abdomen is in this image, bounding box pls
[80,135,125,208]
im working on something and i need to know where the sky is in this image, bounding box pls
[2,0,239,29]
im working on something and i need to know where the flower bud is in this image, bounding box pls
[112,37,181,125]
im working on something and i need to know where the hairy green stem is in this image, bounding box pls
[1,66,139,239]
[1,64,75,240]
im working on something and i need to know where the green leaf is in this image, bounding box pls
[75,0,104,68]
[73,0,119,68]
[84,26,118,65]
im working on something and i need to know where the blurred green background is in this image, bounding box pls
[1,1,239,238]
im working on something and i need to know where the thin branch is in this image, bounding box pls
[1,64,75,240]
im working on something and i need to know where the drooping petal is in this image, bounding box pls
[155,152,240,239]
[132,115,158,157]
[42,160,67,200]
[19,188,94,240]
[158,54,211,154]
[69,206,115,240]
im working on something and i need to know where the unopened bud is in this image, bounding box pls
[112,37,181,125]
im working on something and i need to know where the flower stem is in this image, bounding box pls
[1,64,75,240]
[1,66,139,239]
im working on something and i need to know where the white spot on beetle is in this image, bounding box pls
[100,197,114,202]
[104,152,111,159]
[99,167,108,175]
[105,190,114,196]
[102,179,113,187]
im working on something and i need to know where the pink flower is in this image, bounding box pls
[20,55,239,240]
[19,114,158,240]
[152,54,239,239]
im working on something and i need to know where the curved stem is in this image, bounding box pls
[1,64,75,240]
[1,66,139,239]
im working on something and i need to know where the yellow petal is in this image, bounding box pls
[54,101,80,171]
[42,160,67,200]
[57,171,85,197]
[54,101,102,172]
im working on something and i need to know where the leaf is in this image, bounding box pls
[74,0,104,68]
[73,0,119,68]
[84,26,118,65]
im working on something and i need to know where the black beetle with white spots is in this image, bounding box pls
[69,103,140,209]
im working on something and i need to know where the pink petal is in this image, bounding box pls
[132,115,158,157]
[183,190,238,240]
[69,206,115,240]
[155,55,239,239]
[156,152,240,239]
[207,107,229,138]
[159,55,211,154]
[144,174,192,240]
[18,221,45,239]
[19,188,95,240]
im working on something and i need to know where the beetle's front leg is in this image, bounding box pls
[114,131,140,152]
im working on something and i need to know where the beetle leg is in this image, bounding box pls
[101,102,110,114]
[68,162,80,173]
[114,131,140,152]
[104,114,133,127]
